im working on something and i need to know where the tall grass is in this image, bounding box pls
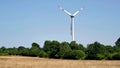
[0,56,120,68]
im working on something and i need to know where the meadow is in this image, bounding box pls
[0,56,120,68]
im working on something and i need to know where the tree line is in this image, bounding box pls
[0,37,120,60]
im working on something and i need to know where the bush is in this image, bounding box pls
[86,42,106,60]
[58,42,71,58]
[38,51,48,58]
[96,54,105,60]
[63,50,86,60]
[112,53,120,60]
[0,53,9,56]
[105,54,113,60]
[43,40,60,58]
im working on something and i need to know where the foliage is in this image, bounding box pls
[70,41,86,51]
[115,37,120,47]
[58,42,71,58]
[0,37,120,60]
[18,46,30,56]
[86,42,106,60]
[69,41,79,50]
[43,40,60,58]
[7,47,19,55]
[96,54,105,60]
[105,46,114,53]
[29,43,41,57]
[38,50,48,58]
[63,50,86,60]
[112,53,120,60]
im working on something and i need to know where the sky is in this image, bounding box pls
[0,0,120,47]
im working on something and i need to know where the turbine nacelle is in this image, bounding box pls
[70,15,74,18]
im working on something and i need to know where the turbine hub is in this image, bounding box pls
[71,15,74,18]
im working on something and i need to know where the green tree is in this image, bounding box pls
[43,40,60,58]
[70,41,79,50]
[43,40,51,52]
[78,44,86,51]
[38,50,48,58]
[69,41,86,51]
[113,46,120,53]
[64,50,86,60]
[30,43,41,57]
[96,54,105,60]
[104,46,114,60]
[58,42,71,58]
[86,42,106,60]
[18,46,30,56]
[115,37,120,47]
[105,46,114,53]
[0,46,8,56]
[7,47,18,55]
[112,52,120,60]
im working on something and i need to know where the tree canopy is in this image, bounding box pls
[115,37,120,47]
[0,37,120,60]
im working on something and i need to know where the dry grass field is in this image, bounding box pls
[0,56,120,68]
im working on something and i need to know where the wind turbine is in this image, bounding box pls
[58,5,83,41]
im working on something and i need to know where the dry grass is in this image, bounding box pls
[0,56,120,68]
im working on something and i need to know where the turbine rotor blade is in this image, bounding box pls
[73,7,83,16]
[58,5,71,16]
[73,11,80,16]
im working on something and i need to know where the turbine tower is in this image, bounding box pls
[58,5,83,41]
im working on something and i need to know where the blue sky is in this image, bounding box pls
[0,0,120,47]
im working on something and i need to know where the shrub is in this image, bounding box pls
[112,53,120,60]
[63,50,86,60]
[0,53,9,56]
[96,54,105,60]
[38,51,48,58]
